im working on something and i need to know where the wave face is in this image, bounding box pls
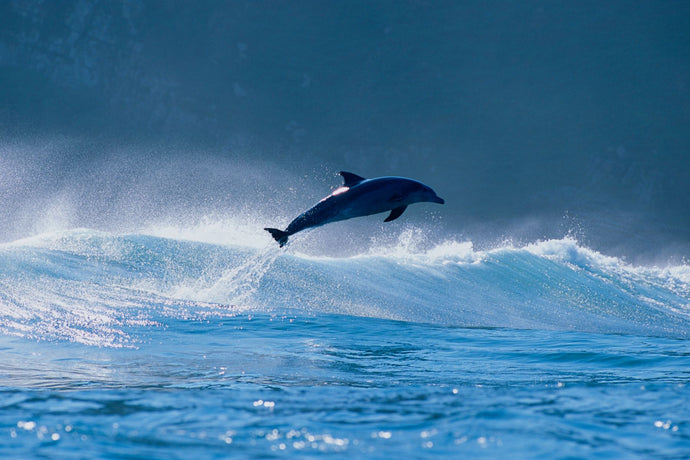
[1,228,688,347]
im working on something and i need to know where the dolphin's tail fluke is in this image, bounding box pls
[264,228,289,247]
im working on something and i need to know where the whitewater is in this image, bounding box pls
[1,223,689,458]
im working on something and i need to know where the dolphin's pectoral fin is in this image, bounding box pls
[339,171,366,187]
[384,206,407,222]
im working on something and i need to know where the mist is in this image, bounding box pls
[1,1,688,262]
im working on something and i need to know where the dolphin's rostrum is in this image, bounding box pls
[265,171,444,247]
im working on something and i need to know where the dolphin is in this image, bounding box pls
[265,171,444,247]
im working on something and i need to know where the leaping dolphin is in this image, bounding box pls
[265,171,444,247]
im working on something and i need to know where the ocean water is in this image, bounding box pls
[2,1,689,458]
[1,227,689,459]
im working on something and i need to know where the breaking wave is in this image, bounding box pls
[1,226,688,347]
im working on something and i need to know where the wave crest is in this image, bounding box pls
[1,228,689,346]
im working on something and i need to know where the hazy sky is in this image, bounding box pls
[1,1,688,261]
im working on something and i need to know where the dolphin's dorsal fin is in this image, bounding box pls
[339,171,366,187]
[384,205,407,222]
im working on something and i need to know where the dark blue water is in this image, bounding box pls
[1,229,689,458]
[1,1,689,258]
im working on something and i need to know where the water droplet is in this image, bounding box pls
[18,421,36,431]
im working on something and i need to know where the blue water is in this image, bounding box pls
[1,228,689,459]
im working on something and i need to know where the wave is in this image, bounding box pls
[1,227,689,347]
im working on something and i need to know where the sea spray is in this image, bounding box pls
[188,245,282,306]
